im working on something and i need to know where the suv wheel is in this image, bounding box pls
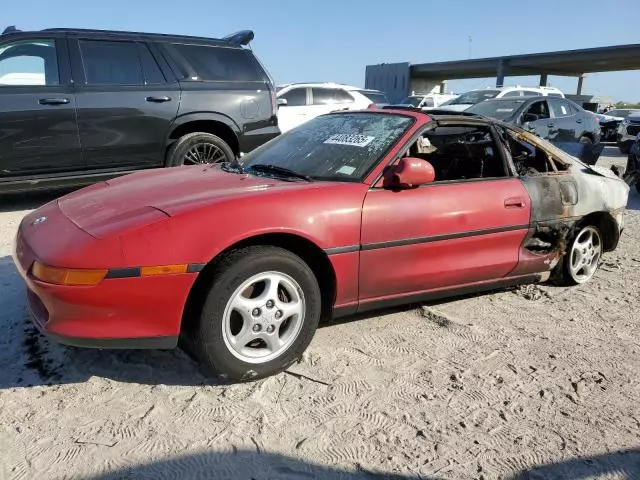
[166,132,234,167]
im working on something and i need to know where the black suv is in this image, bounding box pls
[0,26,279,193]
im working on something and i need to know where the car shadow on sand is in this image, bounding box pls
[80,447,640,480]
[0,253,525,390]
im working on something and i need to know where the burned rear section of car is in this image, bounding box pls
[501,126,627,276]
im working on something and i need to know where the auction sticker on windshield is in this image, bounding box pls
[324,134,375,147]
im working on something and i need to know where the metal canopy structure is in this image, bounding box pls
[410,44,640,93]
[365,44,640,102]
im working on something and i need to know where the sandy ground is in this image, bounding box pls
[0,147,639,480]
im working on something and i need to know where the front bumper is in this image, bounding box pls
[617,123,640,143]
[13,222,196,350]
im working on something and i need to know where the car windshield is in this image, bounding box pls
[358,90,389,104]
[467,99,526,120]
[449,89,500,105]
[608,109,636,118]
[400,96,423,106]
[240,113,414,182]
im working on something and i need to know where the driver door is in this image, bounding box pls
[358,124,532,306]
[0,36,82,178]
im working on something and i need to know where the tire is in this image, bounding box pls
[618,142,631,155]
[579,136,592,145]
[166,132,234,167]
[553,224,603,286]
[635,183,640,195]
[191,246,322,381]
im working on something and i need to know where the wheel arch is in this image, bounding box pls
[167,113,241,157]
[575,211,620,252]
[180,233,338,334]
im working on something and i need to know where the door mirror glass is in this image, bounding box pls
[386,157,435,189]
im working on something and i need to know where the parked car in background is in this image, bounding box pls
[14,109,628,380]
[393,92,458,109]
[594,112,624,142]
[275,82,388,132]
[617,112,640,154]
[623,133,640,194]
[0,26,279,193]
[464,96,602,164]
[436,86,565,112]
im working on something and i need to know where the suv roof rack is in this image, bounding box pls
[3,26,255,46]
[2,26,20,35]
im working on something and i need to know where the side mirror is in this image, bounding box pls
[277,98,288,107]
[386,157,435,189]
[522,113,539,123]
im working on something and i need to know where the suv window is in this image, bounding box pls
[523,90,542,96]
[0,39,59,86]
[80,40,144,85]
[171,44,265,82]
[549,98,573,117]
[334,89,354,103]
[312,88,337,105]
[502,91,522,98]
[280,87,306,106]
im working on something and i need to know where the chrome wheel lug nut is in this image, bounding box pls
[252,308,261,317]
[266,300,275,309]
[267,325,275,333]
[275,310,283,319]
[253,324,261,332]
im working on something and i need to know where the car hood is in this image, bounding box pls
[57,166,311,238]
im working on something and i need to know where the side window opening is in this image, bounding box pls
[501,126,569,175]
[402,125,508,182]
[523,100,550,120]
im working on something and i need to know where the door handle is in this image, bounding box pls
[547,122,555,128]
[145,96,171,103]
[576,119,583,124]
[504,197,526,208]
[39,98,70,105]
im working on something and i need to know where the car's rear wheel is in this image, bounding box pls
[555,225,603,285]
[192,246,321,381]
[618,142,632,155]
[166,132,234,167]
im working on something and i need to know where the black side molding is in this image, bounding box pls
[47,333,178,350]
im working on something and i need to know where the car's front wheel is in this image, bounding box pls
[166,132,235,167]
[192,246,322,381]
[555,225,603,285]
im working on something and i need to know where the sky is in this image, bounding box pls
[3,0,639,101]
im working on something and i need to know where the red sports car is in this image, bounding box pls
[13,109,629,380]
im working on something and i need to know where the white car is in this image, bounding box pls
[395,92,459,109]
[435,85,565,112]
[276,83,389,132]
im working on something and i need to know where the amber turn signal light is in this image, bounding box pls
[140,264,188,276]
[32,261,108,286]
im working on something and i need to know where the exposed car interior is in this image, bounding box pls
[521,100,550,121]
[403,125,508,181]
[500,127,569,175]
